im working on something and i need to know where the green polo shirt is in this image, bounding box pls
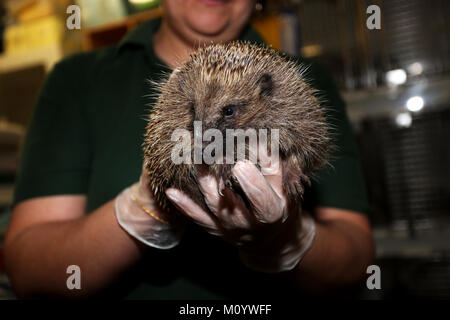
[13,18,369,299]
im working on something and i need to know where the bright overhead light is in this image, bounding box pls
[386,69,407,86]
[395,112,412,128]
[408,62,423,75]
[406,96,424,112]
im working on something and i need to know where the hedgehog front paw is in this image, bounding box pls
[222,174,239,192]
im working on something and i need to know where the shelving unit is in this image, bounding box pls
[0,44,63,73]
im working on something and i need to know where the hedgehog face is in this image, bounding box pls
[166,57,271,127]
[165,67,282,170]
[172,71,276,135]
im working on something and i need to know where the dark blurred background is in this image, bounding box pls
[0,0,449,299]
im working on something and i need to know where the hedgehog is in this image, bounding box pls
[143,41,330,214]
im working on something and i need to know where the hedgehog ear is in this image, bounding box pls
[258,73,273,98]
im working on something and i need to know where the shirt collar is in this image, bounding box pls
[116,17,267,56]
[117,18,161,53]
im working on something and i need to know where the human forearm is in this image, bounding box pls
[5,200,144,298]
[291,216,375,293]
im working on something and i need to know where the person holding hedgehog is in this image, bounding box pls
[4,0,374,299]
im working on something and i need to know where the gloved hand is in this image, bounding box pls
[165,154,316,273]
[114,166,185,249]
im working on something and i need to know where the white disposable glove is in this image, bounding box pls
[165,153,316,273]
[114,167,185,249]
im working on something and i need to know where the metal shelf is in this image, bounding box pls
[374,227,450,258]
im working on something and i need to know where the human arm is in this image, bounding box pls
[5,167,184,299]
[292,207,374,293]
[4,195,143,298]
[3,52,187,298]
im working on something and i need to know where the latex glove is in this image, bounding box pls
[165,155,316,273]
[114,167,185,249]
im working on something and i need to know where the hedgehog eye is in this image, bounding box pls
[223,105,235,118]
